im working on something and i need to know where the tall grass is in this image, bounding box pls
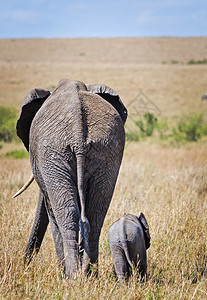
[0,37,207,299]
[0,142,206,299]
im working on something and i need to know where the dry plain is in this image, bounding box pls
[0,37,207,299]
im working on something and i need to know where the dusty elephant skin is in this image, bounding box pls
[109,213,151,281]
[16,78,127,277]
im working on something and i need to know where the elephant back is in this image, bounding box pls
[86,84,127,124]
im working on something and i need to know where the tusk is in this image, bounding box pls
[12,175,34,198]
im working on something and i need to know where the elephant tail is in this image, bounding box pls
[72,82,90,255]
[120,218,134,270]
[76,153,90,255]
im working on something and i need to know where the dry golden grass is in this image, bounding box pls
[0,38,207,299]
[1,37,207,118]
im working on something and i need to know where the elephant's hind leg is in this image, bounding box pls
[81,145,123,275]
[48,213,65,272]
[137,252,147,281]
[44,175,80,277]
[111,247,129,281]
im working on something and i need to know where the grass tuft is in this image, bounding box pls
[3,149,29,159]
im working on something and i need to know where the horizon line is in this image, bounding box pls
[1,35,207,40]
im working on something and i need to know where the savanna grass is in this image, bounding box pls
[0,142,206,299]
[0,37,207,299]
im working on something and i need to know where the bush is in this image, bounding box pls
[126,113,207,143]
[0,106,18,142]
[125,112,158,142]
[125,131,139,142]
[187,58,207,65]
[135,112,158,137]
[172,114,206,142]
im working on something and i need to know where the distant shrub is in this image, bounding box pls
[126,113,159,142]
[126,113,207,143]
[125,131,139,142]
[3,150,29,159]
[172,114,207,142]
[187,58,207,65]
[0,106,18,142]
[135,112,158,137]
[171,60,179,64]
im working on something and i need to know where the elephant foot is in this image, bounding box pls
[63,240,79,278]
[78,240,98,277]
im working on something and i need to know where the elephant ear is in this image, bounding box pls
[17,88,51,151]
[138,212,151,249]
[86,84,127,124]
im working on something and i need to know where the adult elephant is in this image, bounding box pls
[15,79,127,277]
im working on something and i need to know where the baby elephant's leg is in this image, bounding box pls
[139,254,147,281]
[111,247,129,281]
[135,252,147,281]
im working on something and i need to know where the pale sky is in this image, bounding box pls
[0,0,207,38]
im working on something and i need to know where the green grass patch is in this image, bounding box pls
[187,58,207,65]
[3,149,29,159]
[135,112,158,137]
[172,114,207,142]
[126,112,207,144]
[126,131,140,142]
[0,106,18,143]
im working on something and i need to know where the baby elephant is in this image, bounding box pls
[109,213,151,281]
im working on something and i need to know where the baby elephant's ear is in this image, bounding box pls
[86,84,127,124]
[17,88,51,151]
[139,213,151,249]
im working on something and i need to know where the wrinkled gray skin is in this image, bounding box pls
[108,213,151,281]
[17,79,127,277]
